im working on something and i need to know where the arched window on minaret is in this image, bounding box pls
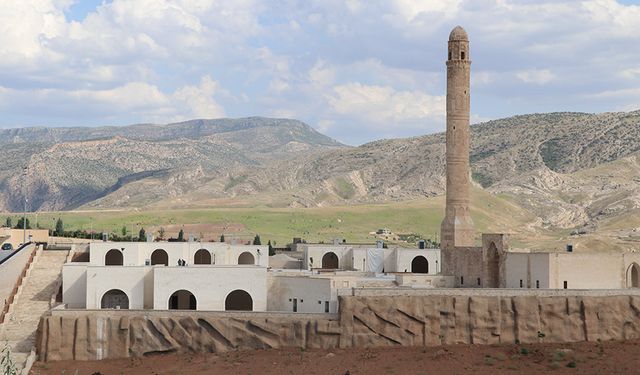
[461,51,465,60]
[448,51,452,60]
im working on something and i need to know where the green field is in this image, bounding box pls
[3,187,544,248]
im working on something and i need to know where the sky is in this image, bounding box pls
[0,0,639,145]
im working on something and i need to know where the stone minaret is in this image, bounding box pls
[440,26,475,249]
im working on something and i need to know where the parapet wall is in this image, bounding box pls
[38,292,640,361]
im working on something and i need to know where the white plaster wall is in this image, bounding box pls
[351,248,367,271]
[504,253,529,288]
[394,249,441,274]
[382,248,397,273]
[86,266,151,309]
[89,242,268,267]
[550,253,623,289]
[153,266,267,311]
[303,245,352,270]
[529,253,551,289]
[268,276,333,313]
[62,263,88,308]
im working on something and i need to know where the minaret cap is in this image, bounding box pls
[449,26,468,41]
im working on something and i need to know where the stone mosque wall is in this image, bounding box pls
[38,291,640,361]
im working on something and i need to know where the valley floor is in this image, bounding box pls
[30,339,640,375]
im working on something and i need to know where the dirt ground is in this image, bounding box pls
[30,339,640,375]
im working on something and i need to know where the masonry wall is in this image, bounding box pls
[38,291,640,361]
[441,246,483,287]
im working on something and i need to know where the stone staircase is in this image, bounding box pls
[0,249,69,373]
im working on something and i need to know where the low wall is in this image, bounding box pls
[0,244,35,313]
[37,292,640,361]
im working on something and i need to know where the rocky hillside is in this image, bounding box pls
[2,111,639,235]
[0,118,343,211]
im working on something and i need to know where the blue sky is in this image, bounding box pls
[0,0,639,145]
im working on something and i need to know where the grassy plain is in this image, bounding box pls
[4,187,540,248]
[6,186,632,251]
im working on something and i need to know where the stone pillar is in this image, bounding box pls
[440,26,475,249]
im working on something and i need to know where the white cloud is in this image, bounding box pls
[1,0,640,144]
[327,82,445,123]
[172,75,225,119]
[516,69,555,85]
[0,75,225,121]
[308,60,335,87]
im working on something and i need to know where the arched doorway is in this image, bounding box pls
[101,289,129,309]
[628,263,640,288]
[225,290,253,311]
[238,251,255,265]
[321,252,339,269]
[411,256,429,273]
[151,249,169,266]
[486,242,500,288]
[168,290,197,310]
[105,249,123,266]
[194,249,211,265]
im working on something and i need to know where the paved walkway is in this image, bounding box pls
[0,249,68,373]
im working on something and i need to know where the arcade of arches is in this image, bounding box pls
[322,252,339,269]
[169,290,197,310]
[411,256,429,273]
[194,249,212,265]
[151,249,169,266]
[238,252,255,265]
[101,289,129,309]
[105,249,123,266]
[225,289,253,311]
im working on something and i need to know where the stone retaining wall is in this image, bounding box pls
[37,293,640,361]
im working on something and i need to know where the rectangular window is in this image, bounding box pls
[477,278,481,286]
[536,280,540,289]
[293,298,297,312]
[324,301,329,313]
[461,51,465,59]
[564,281,568,289]
[519,279,523,288]
[460,276,464,285]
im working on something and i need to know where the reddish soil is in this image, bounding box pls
[30,339,640,375]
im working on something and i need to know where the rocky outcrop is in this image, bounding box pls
[37,294,640,361]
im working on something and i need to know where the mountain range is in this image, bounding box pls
[1,111,639,242]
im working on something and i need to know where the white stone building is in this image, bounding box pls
[63,242,268,311]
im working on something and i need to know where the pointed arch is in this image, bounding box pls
[628,263,640,288]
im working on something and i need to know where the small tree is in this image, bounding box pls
[268,240,275,256]
[220,234,225,243]
[4,217,11,228]
[178,229,184,242]
[158,227,165,240]
[121,225,127,237]
[139,228,146,242]
[14,218,31,230]
[253,234,261,245]
[55,218,63,236]
[1,341,17,375]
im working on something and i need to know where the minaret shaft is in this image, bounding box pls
[440,26,475,249]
